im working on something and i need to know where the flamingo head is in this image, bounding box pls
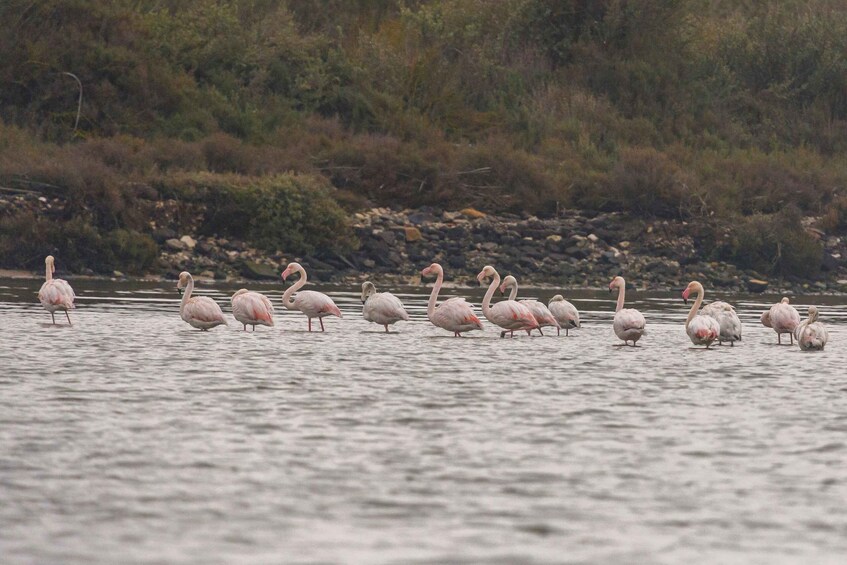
[549,294,564,304]
[781,297,790,304]
[498,275,516,295]
[421,263,441,278]
[281,262,302,281]
[361,281,376,303]
[609,276,624,293]
[176,271,191,296]
[45,255,55,273]
[231,289,248,303]
[682,281,701,304]
[807,305,819,322]
[476,265,496,285]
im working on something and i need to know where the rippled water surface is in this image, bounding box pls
[1,277,846,564]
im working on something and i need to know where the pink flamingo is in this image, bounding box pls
[477,266,539,338]
[700,300,742,346]
[38,255,75,325]
[177,271,227,330]
[420,263,482,337]
[281,262,342,332]
[548,295,580,336]
[231,289,274,331]
[796,306,828,351]
[361,281,409,332]
[764,297,800,345]
[682,281,720,348]
[608,276,645,345]
[499,275,559,336]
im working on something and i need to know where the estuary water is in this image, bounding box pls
[1,277,846,564]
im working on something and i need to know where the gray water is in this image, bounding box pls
[1,277,846,565]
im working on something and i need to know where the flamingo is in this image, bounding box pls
[420,263,482,337]
[764,297,801,345]
[477,266,539,338]
[701,300,742,346]
[608,276,645,346]
[177,271,226,330]
[682,281,720,348]
[280,262,342,332]
[361,281,410,332]
[498,275,559,336]
[548,294,580,336]
[796,306,828,351]
[38,255,75,325]
[231,289,274,331]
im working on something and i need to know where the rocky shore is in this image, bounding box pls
[3,190,847,293]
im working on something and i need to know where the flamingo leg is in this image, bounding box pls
[525,329,531,336]
[500,330,506,338]
[790,333,794,345]
[243,324,247,331]
[557,327,560,336]
[538,328,544,336]
[777,333,781,345]
[65,311,72,325]
[566,327,569,336]
[252,325,256,331]
[320,318,325,332]
[384,324,389,333]
[308,318,312,332]
[50,312,56,325]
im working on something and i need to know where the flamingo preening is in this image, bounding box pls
[38,255,75,325]
[499,275,559,336]
[477,266,539,338]
[421,263,482,337]
[796,306,828,351]
[177,271,227,330]
[361,281,410,332]
[764,297,801,345]
[548,294,580,336]
[281,262,342,332]
[701,300,742,346]
[608,276,645,346]
[231,289,274,331]
[682,281,720,348]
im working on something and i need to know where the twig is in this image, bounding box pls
[60,72,83,134]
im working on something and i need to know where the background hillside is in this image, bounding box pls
[2,0,847,278]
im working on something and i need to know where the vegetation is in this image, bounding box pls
[2,0,847,275]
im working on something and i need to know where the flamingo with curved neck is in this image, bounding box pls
[281,262,342,332]
[796,305,828,351]
[361,281,409,333]
[420,263,482,336]
[176,271,226,330]
[37,255,75,325]
[477,266,538,337]
[608,276,645,346]
[499,275,559,336]
[682,281,720,348]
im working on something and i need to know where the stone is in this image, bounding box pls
[200,270,215,279]
[459,207,486,219]
[165,238,186,251]
[587,233,599,243]
[112,270,124,278]
[546,234,562,243]
[362,258,376,269]
[180,235,197,249]
[747,278,769,293]
[240,261,278,280]
[619,241,630,249]
[404,226,423,242]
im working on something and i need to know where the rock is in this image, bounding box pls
[619,241,630,249]
[200,270,215,278]
[747,278,769,293]
[460,207,486,219]
[165,238,187,251]
[112,270,124,278]
[404,226,423,242]
[240,261,278,280]
[546,234,562,243]
[362,258,376,269]
[587,234,599,243]
[180,235,197,249]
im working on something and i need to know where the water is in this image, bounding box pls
[1,277,846,564]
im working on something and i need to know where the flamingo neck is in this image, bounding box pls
[615,284,625,313]
[427,269,443,319]
[507,280,517,301]
[686,287,704,329]
[481,272,500,317]
[180,276,194,316]
[45,263,53,282]
[283,269,306,310]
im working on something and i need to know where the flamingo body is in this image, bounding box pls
[499,275,559,335]
[478,267,538,336]
[38,256,75,324]
[421,263,482,336]
[362,282,409,332]
[767,298,800,344]
[548,295,580,336]
[281,263,341,331]
[682,281,720,348]
[701,301,742,345]
[231,289,274,331]
[796,306,828,351]
[177,272,226,330]
[609,276,645,345]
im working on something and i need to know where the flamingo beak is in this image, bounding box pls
[177,286,184,296]
[682,288,690,304]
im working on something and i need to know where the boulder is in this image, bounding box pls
[459,207,486,219]
[240,261,279,280]
[179,235,197,249]
[747,278,769,293]
[165,238,187,251]
[404,226,423,242]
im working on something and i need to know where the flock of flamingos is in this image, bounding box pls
[37,254,830,350]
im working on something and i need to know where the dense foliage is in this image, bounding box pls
[2,0,847,275]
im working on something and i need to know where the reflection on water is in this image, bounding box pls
[1,278,845,564]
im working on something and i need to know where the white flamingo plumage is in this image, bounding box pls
[177,271,227,330]
[499,275,559,336]
[421,263,482,337]
[361,281,409,332]
[231,289,274,331]
[38,255,75,325]
[281,262,342,332]
[795,306,828,351]
[682,281,720,348]
[608,276,645,346]
[548,294,580,336]
[765,297,801,345]
[477,266,539,338]
[701,300,742,346]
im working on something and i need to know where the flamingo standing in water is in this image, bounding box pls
[682,281,720,348]
[701,300,742,346]
[499,275,559,336]
[281,262,342,332]
[477,266,539,338]
[763,297,800,345]
[231,289,274,331]
[796,306,828,351]
[177,271,226,330]
[548,295,580,336]
[608,276,645,346]
[421,263,482,337]
[361,281,409,332]
[38,255,75,325]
